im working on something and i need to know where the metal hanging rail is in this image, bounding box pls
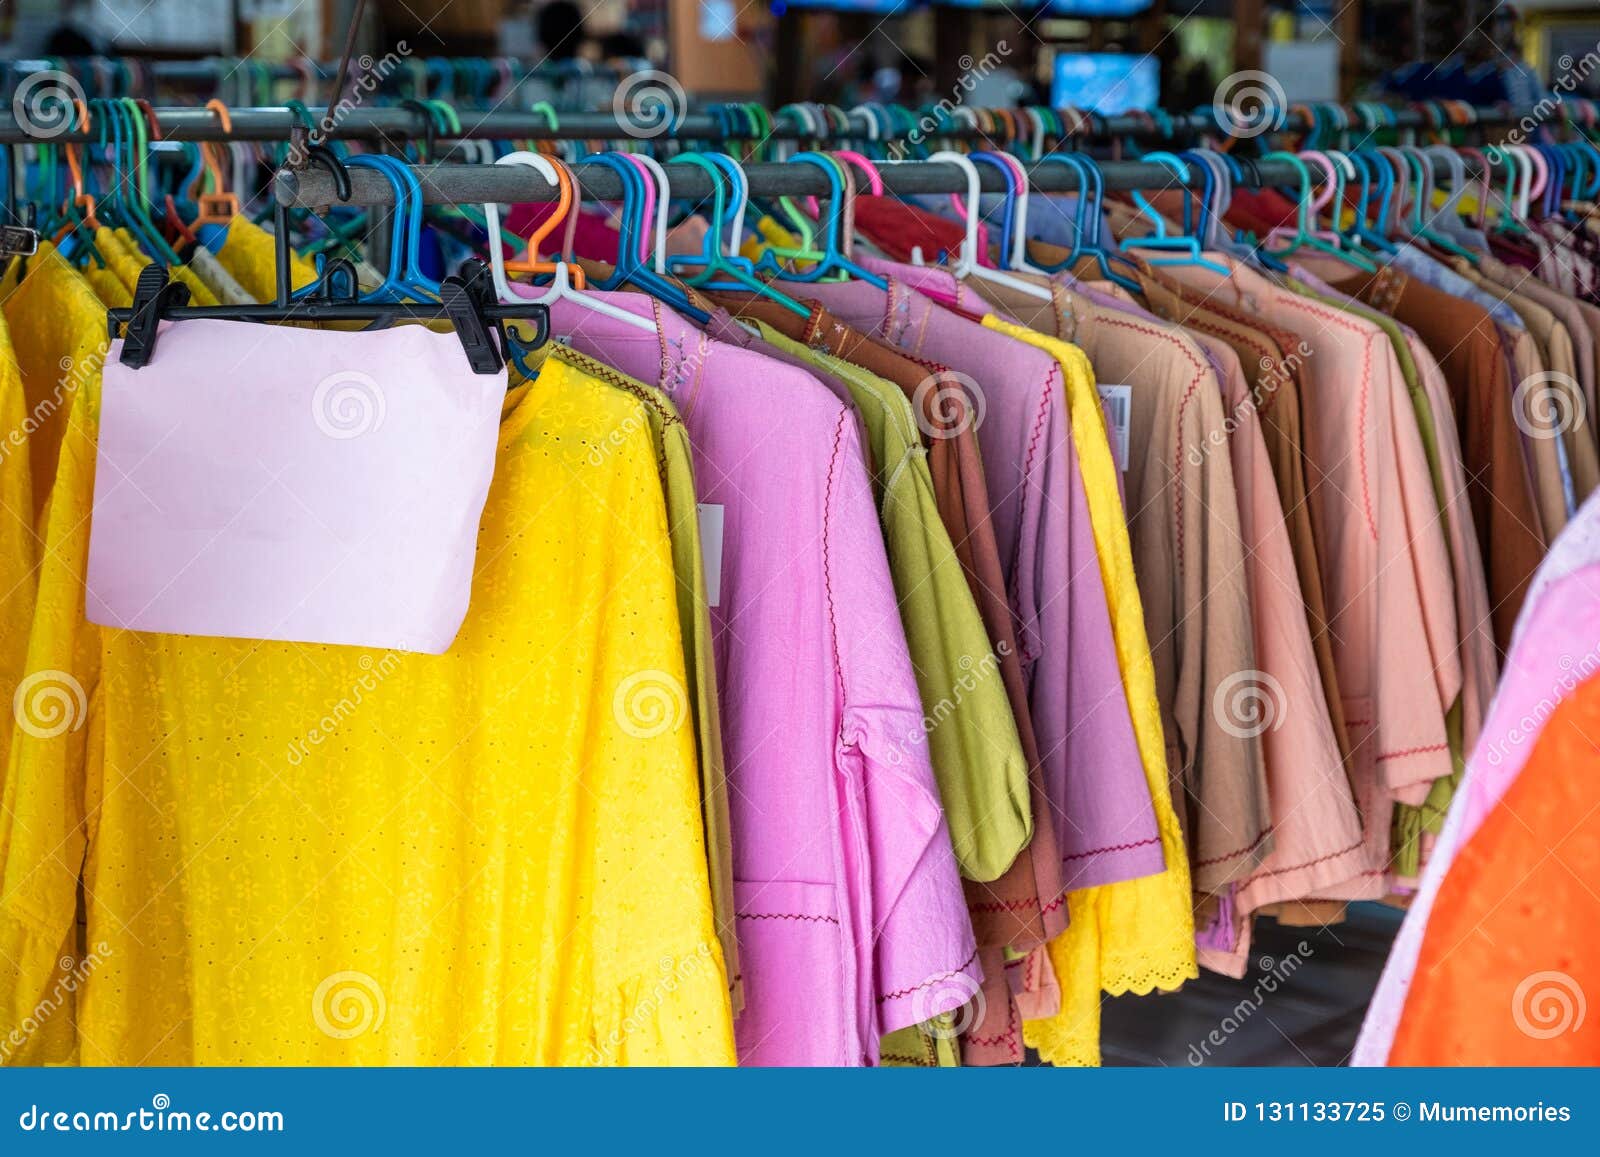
[0,56,644,86]
[275,153,1489,208]
[0,102,1550,146]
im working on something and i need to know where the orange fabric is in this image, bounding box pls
[1390,676,1600,1064]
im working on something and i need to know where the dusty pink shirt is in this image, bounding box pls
[1160,256,1459,899]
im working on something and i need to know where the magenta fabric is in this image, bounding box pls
[798,272,1165,892]
[87,320,504,654]
[538,291,979,1066]
[1356,489,1600,1064]
[503,203,623,265]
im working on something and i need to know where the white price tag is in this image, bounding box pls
[1097,384,1132,471]
[697,504,725,607]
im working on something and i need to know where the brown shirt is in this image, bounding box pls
[1320,265,1546,651]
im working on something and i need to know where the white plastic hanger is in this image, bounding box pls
[927,150,1052,299]
[628,152,674,275]
[481,151,656,333]
[992,150,1047,274]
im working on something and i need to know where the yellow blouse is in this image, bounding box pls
[94,228,219,307]
[216,216,319,302]
[0,313,33,793]
[982,317,1198,1067]
[0,352,736,1065]
[0,245,107,524]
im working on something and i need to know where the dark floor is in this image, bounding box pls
[1099,903,1404,1067]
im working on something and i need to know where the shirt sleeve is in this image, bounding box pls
[821,412,982,1044]
[1020,374,1165,891]
[1376,346,1458,800]
[588,392,737,1066]
[1175,368,1272,891]
[0,378,101,1061]
[879,447,1031,884]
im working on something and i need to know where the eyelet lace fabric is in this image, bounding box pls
[0,352,737,1065]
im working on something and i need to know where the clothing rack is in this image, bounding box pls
[1,56,645,89]
[273,153,1491,209]
[0,102,1561,147]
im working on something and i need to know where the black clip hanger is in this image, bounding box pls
[117,263,191,368]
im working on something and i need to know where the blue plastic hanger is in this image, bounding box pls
[338,155,439,303]
[1027,153,1139,290]
[969,151,1020,265]
[756,152,888,288]
[1118,152,1232,275]
[666,153,809,315]
[574,152,711,323]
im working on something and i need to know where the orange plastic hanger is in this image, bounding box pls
[192,99,241,226]
[503,155,586,287]
[54,99,100,238]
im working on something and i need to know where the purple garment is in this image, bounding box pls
[541,293,979,1066]
[1355,489,1600,1065]
[798,273,1165,892]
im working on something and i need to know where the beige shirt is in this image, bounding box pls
[1467,255,1600,509]
[976,278,1273,893]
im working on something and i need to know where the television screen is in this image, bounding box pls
[1051,53,1159,114]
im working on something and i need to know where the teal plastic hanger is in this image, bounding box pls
[1259,150,1377,272]
[1028,153,1141,290]
[1117,151,1230,274]
[665,152,809,316]
[757,152,887,288]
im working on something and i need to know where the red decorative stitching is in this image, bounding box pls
[822,407,849,711]
[1060,834,1162,863]
[1009,380,1056,667]
[1093,314,1205,584]
[1279,296,1379,541]
[1194,824,1277,868]
[1375,742,1450,764]
[965,1001,1021,1061]
[736,911,841,925]
[877,947,981,1003]
[1239,836,1365,886]
[879,1052,939,1067]
[967,895,1042,914]
[1163,310,1284,414]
